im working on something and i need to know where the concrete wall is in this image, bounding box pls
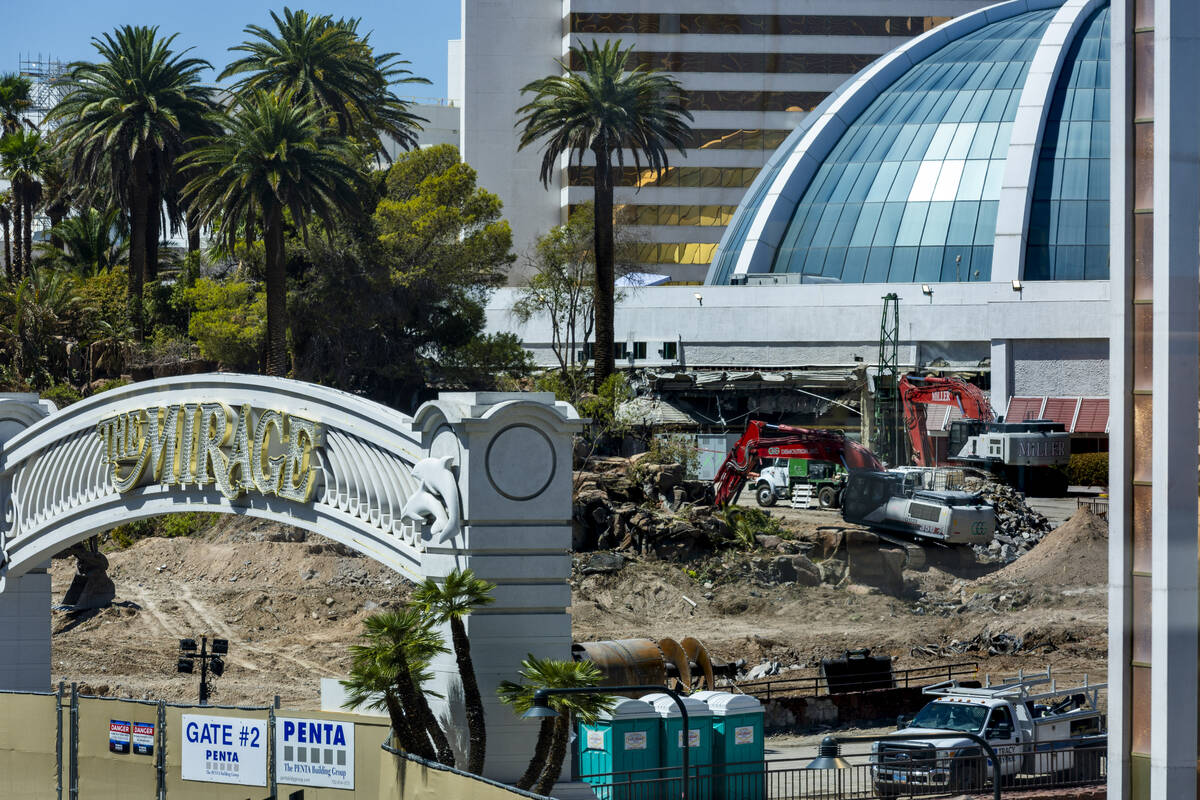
[487,279,1112,400]
[1012,338,1109,397]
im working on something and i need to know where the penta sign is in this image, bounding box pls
[96,403,322,503]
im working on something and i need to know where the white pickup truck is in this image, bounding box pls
[870,670,1105,796]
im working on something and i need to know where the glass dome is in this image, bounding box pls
[707,1,1111,286]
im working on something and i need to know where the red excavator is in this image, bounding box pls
[712,420,882,508]
[713,420,995,545]
[898,375,1070,494]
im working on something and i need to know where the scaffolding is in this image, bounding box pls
[873,293,904,466]
[17,54,69,127]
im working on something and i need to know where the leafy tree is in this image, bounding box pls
[182,89,363,376]
[183,278,265,371]
[221,7,428,155]
[50,25,215,335]
[0,74,32,134]
[0,129,49,278]
[498,656,614,794]
[289,144,522,405]
[517,40,692,389]
[0,268,83,388]
[413,568,496,775]
[42,208,128,276]
[342,608,455,765]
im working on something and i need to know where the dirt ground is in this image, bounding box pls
[50,499,1107,714]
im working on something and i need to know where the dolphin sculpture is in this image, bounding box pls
[400,455,462,544]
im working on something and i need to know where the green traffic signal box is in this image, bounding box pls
[643,693,714,800]
[691,691,765,800]
[578,697,661,800]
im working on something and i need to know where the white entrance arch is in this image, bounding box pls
[0,375,581,782]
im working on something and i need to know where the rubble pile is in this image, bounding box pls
[965,479,1053,562]
[572,455,725,559]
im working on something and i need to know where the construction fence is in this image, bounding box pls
[0,684,545,800]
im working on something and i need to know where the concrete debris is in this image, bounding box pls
[580,552,627,575]
[910,630,1025,658]
[573,456,727,559]
[964,479,1053,563]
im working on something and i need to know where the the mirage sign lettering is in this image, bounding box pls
[97,404,322,503]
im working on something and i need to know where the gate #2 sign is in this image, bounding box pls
[276,717,355,790]
[181,714,267,786]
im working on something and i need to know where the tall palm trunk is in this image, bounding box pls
[590,143,616,390]
[128,161,150,339]
[11,193,23,280]
[382,690,424,756]
[21,195,33,276]
[533,715,570,796]
[515,718,556,790]
[264,206,288,376]
[2,209,12,281]
[186,207,201,254]
[449,616,487,774]
[145,180,161,282]
[388,646,437,762]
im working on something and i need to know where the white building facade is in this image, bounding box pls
[453,1,996,282]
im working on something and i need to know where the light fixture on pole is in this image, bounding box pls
[524,684,691,800]
[177,636,229,705]
[1011,279,1023,293]
[921,284,933,303]
[693,292,703,306]
[804,736,849,798]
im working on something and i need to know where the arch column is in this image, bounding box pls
[0,394,54,691]
[412,392,582,783]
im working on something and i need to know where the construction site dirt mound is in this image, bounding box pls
[983,509,1108,587]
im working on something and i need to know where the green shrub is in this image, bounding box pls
[1065,452,1108,487]
[184,278,266,371]
[718,506,788,551]
[646,434,702,478]
[106,512,217,549]
[41,383,82,409]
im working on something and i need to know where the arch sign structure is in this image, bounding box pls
[0,374,582,782]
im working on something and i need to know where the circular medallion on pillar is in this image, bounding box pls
[485,424,556,500]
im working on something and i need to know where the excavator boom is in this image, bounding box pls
[898,375,994,467]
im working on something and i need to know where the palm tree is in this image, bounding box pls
[341,607,456,766]
[50,25,214,335]
[221,7,428,156]
[0,74,32,134]
[0,129,50,279]
[413,568,496,775]
[498,656,614,795]
[42,207,128,276]
[181,90,362,376]
[517,40,692,389]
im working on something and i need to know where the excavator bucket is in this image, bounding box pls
[58,538,115,610]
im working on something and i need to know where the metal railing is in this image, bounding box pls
[730,663,979,702]
[1075,496,1109,519]
[578,738,1105,799]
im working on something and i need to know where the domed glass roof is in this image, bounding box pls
[707,2,1111,286]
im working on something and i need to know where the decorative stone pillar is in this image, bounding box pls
[0,394,54,691]
[412,392,582,783]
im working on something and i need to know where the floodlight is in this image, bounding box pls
[921,284,933,295]
[211,639,229,655]
[1012,279,1023,291]
[179,638,197,651]
[210,657,225,677]
[177,658,194,674]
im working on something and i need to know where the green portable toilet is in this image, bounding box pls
[577,697,660,800]
[691,691,765,800]
[643,693,714,800]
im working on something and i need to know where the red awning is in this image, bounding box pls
[1004,396,1109,434]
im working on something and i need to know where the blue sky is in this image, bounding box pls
[1,2,460,99]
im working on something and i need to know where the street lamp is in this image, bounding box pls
[176,636,229,705]
[804,736,850,797]
[524,684,692,800]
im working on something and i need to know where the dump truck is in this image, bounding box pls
[751,456,847,508]
[871,669,1106,796]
